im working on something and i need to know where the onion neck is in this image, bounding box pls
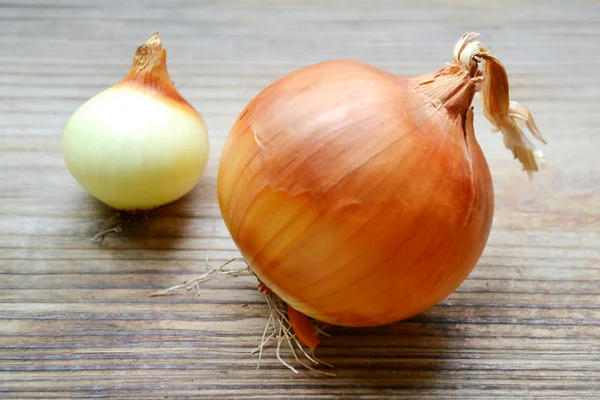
[412,64,478,117]
[413,32,547,177]
[123,33,171,86]
[118,32,192,108]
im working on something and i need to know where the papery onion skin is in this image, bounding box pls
[218,59,493,327]
[218,34,543,328]
[63,33,209,211]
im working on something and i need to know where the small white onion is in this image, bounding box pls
[63,33,209,211]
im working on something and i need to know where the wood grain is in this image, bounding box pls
[1,0,599,398]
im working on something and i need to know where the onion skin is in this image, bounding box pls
[218,33,544,329]
[219,59,493,327]
[63,33,209,211]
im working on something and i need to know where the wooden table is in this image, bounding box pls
[1,1,599,398]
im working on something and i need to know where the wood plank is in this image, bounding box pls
[1,0,599,398]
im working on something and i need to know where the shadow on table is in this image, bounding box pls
[83,176,222,290]
[313,313,466,389]
[88,175,217,245]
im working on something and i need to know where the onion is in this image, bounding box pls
[217,33,546,344]
[63,33,209,211]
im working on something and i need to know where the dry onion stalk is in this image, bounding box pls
[217,32,547,354]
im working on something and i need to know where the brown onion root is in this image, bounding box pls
[91,208,159,242]
[149,256,335,375]
[257,292,335,376]
[454,32,547,177]
[92,212,127,242]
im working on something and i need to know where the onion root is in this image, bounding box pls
[149,256,335,375]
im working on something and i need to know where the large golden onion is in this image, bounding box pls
[217,33,545,330]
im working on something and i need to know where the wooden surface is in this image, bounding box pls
[1,0,599,398]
